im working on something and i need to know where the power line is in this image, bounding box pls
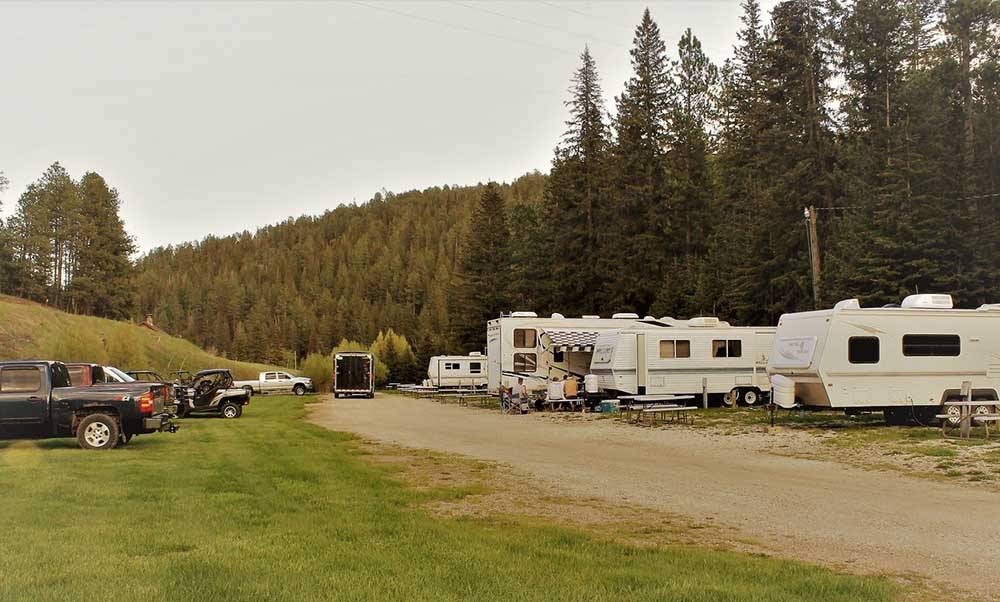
[448,1,623,48]
[349,1,577,56]
[538,1,603,20]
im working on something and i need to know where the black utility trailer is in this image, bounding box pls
[333,352,375,399]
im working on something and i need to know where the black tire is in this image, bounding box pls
[740,388,761,406]
[293,384,306,396]
[366,392,374,399]
[243,386,254,397]
[220,402,242,419]
[77,413,120,450]
[118,432,134,446]
[723,389,738,407]
[333,392,340,399]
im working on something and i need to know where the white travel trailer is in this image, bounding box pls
[486,312,676,395]
[589,318,775,405]
[424,353,488,388]
[767,294,1000,423]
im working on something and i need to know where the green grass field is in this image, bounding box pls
[0,295,284,378]
[0,397,899,602]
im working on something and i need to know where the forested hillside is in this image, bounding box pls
[132,175,547,365]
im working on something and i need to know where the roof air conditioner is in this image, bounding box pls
[687,317,720,327]
[833,299,861,311]
[510,311,538,318]
[550,313,565,319]
[901,294,953,309]
[612,312,640,319]
[469,352,483,356]
[581,315,600,319]
[977,304,1000,311]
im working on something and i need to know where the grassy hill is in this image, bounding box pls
[0,295,285,379]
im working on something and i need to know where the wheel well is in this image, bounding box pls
[72,408,120,431]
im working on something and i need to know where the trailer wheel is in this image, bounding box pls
[77,414,120,450]
[941,400,963,426]
[741,389,760,406]
[973,402,995,418]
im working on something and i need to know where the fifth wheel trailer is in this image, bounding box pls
[767,294,1000,424]
[589,318,775,405]
[486,312,680,395]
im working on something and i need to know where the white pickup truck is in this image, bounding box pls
[233,371,314,397]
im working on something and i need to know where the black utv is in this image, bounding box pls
[174,369,250,419]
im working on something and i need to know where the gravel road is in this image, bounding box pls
[309,394,1000,597]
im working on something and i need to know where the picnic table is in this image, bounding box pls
[541,397,580,411]
[938,400,1000,438]
[618,395,696,425]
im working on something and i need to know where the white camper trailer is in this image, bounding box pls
[424,353,487,388]
[767,294,1000,423]
[486,312,677,395]
[589,318,775,405]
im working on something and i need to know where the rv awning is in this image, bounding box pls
[541,329,598,353]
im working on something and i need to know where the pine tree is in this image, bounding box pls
[544,46,611,315]
[450,183,513,352]
[607,8,674,314]
[67,172,136,318]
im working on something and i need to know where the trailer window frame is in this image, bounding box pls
[513,353,537,372]
[658,340,691,359]
[848,336,880,364]
[469,362,482,374]
[513,328,537,349]
[902,334,960,357]
[712,340,742,358]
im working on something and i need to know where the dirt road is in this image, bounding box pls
[309,395,1000,597]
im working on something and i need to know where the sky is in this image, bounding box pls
[0,0,779,253]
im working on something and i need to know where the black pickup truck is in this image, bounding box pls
[0,361,177,450]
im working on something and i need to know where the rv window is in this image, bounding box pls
[848,337,879,364]
[513,353,537,372]
[444,362,460,371]
[712,340,742,358]
[513,328,537,349]
[469,362,482,374]
[659,340,691,359]
[0,367,42,393]
[553,350,565,363]
[902,334,960,357]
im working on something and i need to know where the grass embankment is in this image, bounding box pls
[0,397,897,602]
[0,295,284,378]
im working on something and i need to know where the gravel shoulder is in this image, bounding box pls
[308,394,1000,599]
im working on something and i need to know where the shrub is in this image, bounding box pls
[301,353,332,393]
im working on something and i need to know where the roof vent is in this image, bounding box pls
[643,315,657,321]
[833,299,861,311]
[469,351,483,356]
[687,317,720,327]
[550,312,565,319]
[510,311,538,318]
[901,294,953,309]
[612,312,640,319]
[977,304,1000,311]
[581,315,600,319]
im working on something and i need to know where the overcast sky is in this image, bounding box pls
[0,0,778,253]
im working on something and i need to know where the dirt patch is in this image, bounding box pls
[310,395,1000,601]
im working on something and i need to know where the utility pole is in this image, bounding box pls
[804,206,821,309]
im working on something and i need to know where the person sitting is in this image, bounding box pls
[547,377,565,402]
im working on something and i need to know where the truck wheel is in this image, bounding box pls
[221,402,242,419]
[77,414,120,450]
[741,389,760,406]
[118,432,134,446]
[243,386,254,397]
[293,384,306,396]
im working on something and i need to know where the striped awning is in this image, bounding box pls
[542,329,598,352]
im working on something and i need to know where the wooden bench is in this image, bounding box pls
[936,412,1000,438]
[542,398,579,412]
